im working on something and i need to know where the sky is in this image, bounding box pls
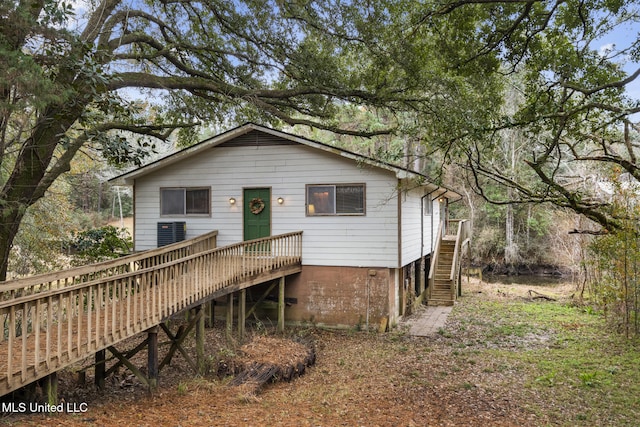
[595,18,640,101]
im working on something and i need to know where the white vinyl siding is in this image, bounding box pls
[400,186,423,266]
[400,186,440,266]
[133,141,400,267]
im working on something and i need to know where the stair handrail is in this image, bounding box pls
[449,219,470,298]
[427,219,444,300]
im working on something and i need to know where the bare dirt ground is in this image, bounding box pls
[2,280,577,426]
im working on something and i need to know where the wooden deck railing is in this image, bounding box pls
[0,231,302,397]
[0,230,219,302]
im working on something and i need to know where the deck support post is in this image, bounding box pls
[147,326,158,391]
[245,280,278,321]
[277,276,285,333]
[226,293,234,341]
[95,349,106,390]
[205,300,215,328]
[44,372,58,405]
[238,289,246,340]
[195,305,205,375]
[418,257,426,295]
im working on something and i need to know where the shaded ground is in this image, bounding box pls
[3,279,638,426]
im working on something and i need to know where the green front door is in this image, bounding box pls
[243,188,271,241]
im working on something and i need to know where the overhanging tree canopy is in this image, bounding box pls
[418,0,640,233]
[0,0,501,280]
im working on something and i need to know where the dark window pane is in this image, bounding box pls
[423,197,432,215]
[307,186,335,215]
[161,189,184,215]
[186,189,210,214]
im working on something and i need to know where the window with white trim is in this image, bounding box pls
[160,187,210,216]
[306,184,365,216]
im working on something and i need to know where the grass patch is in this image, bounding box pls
[448,282,640,426]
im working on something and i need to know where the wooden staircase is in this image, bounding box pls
[428,237,456,306]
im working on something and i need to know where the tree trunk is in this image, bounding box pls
[504,129,519,271]
[0,99,87,281]
[0,206,25,281]
[504,200,518,269]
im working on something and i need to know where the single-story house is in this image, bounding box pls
[110,123,461,328]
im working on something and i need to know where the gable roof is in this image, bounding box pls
[109,123,461,200]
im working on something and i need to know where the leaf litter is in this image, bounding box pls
[4,279,633,426]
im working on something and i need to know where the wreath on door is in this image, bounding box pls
[249,197,265,214]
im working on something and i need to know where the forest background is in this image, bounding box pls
[2,0,640,335]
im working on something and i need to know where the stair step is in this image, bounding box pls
[432,284,451,289]
[428,299,454,307]
[429,292,452,299]
[430,238,458,308]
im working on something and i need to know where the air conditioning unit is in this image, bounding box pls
[157,222,186,247]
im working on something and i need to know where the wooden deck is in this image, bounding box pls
[0,231,302,398]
